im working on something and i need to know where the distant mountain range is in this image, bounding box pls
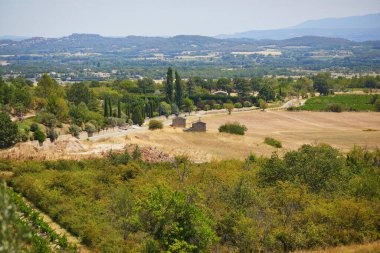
[217,13,380,41]
[0,33,368,56]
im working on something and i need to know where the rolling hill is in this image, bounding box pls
[217,13,380,41]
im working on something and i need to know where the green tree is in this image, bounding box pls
[36,74,58,98]
[132,105,144,126]
[85,123,96,137]
[69,124,82,138]
[174,71,183,108]
[0,78,13,105]
[313,73,331,95]
[165,67,174,103]
[33,129,46,144]
[259,84,275,101]
[137,78,155,94]
[47,96,69,121]
[117,100,122,118]
[104,97,109,117]
[109,98,113,117]
[187,77,195,97]
[160,101,171,117]
[183,97,194,115]
[0,112,18,148]
[234,78,251,97]
[70,102,89,126]
[140,187,217,252]
[223,103,234,114]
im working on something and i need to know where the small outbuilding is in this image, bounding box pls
[184,120,206,132]
[172,116,187,128]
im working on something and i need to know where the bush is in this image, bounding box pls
[258,99,267,110]
[213,104,221,110]
[243,101,251,107]
[85,123,96,137]
[219,122,247,135]
[375,98,380,112]
[108,150,130,165]
[33,130,46,144]
[46,128,59,142]
[149,120,163,130]
[326,103,343,112]
[18,129,29,142]
[223,103,234,114]
[30,123,39,132]
[264,137,282,148]
[36,112,57,128]
[69,124,81,138]
[234,102,243,108]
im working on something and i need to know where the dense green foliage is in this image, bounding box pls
[0,182,77,252]
[298,94,378,111]
[2,144,379,252]
[0,112,19,148]
[264,137,283,148]
[219,122,248,135]
[148,120,163,130]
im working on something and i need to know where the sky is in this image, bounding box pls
[1,0,380,37]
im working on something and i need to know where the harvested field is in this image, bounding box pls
[1,111,379,162]
[128,111,380,161]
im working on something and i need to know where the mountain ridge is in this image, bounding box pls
[216,13,380,41]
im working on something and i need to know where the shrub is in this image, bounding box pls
[219,122,247,135]
[326,103,343,112]
[264,137,282,148]
[132,145,142,160]
[33,130,46,144]
[30,123,39,132]
[46,128,59,142]
[204,104,210,111]
[213,104,221,110]
[234,102,243,108]
[108,150,130,165]
[69,124,81,138]
[375,98,380,112]
[243,101,251,107]
[149,120,163,130]
[36,112,57,128]
[259,99,267,110]
[18,128,29,142]
[85,123,96,137]
[223,103,234,114]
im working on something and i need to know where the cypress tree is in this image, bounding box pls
[165,67,173,103]
[108,98,112,117]
[104,97,109,117]
[174,71,183,108]
[117,100,121,118]
[132,106,143,126]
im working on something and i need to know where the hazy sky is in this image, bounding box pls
[1,0,380,37]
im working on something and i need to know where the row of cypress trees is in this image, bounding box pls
[103,97,122,118]
[165,67,183,108]
[104,96,160,126]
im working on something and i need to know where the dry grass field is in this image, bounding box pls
[126,111,380,162]
[295,240,380,253]
[2,111,378,162]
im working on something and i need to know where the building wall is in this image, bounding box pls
[173,117,186,128]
